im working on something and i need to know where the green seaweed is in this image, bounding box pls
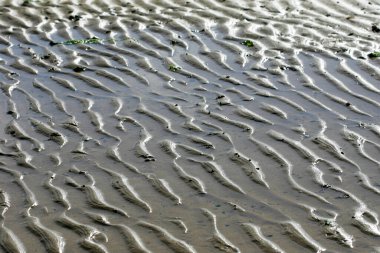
[49,36,134,47]
[168,64,181,72]
[63,37,102,45]
[368,52,380,59]
[50,37,102,46]
[241,40,254,47]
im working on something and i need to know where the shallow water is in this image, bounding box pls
[0,0,380,252]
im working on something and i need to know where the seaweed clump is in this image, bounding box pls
[241,40,254,47]
[368,52,380,59]
[168,64,181,72]
[50,37,102,46]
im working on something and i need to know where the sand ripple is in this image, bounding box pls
[0,0,380,252]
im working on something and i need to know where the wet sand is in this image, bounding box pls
[1,0,380,252]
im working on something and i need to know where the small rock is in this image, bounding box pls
[68,15,82,22]
[73,66,86,72]
[372,25,380,33]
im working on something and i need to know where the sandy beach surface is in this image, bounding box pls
[1,0,380,252]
